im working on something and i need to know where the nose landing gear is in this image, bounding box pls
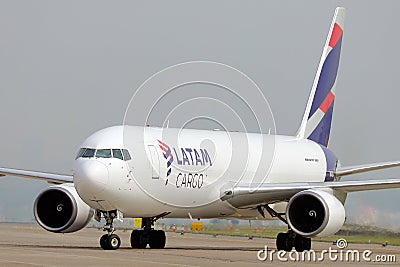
[99,210,121,250]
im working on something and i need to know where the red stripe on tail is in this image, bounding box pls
[329,23,343,48]
[319,91,335,114]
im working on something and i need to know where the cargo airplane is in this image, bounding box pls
[2,7,400,252]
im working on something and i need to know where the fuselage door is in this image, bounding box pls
[147,145,160,179]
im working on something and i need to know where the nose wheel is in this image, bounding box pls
[100,233,121,250]
[99,210,121,250]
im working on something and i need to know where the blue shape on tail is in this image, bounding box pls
[307,35,342,147]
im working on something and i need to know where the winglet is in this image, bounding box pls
[296,7,345,147]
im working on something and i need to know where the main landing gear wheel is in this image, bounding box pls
[130,216,168,249]
[149,230,166,249]
[276,232,292,252]
[130,229,166,249]
[294,235,311,252]
[130,230,147,248]
[258,204,312,252]
[276,230,311,252]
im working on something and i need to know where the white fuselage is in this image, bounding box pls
[73,125,332,219]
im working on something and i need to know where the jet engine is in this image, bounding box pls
[34,183,93,233]
[286,189,345,237]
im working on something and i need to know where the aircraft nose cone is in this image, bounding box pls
[74,160,109,198]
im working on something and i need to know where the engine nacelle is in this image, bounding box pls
[34,183,94,233]
[286,189,345,237]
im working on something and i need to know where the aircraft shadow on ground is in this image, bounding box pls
[0,243,261,251]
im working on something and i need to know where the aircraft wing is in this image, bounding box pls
[0,167,73,184]
[220,178,400,208]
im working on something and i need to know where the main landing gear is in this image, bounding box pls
[130,217,166,249]
[276,230,311,252]
[258,204,311,252]
[98,210,169,250]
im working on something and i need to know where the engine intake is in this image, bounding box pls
[286,189,345,237]
[34,184,93,233]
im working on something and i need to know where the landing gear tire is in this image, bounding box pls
[131,230,147,248]
[276,231,311,252]
[149,230,166,249]
[100,234,121,250]
[99,210,121,250]
[108,234,121,250]
[294,235,311,252]
[100,234,109,250]
[276,232,292,252]
[130,229,166,249]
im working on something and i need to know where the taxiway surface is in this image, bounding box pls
[0,223,398,266]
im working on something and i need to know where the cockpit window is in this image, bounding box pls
[122,149,131,161]
[112,149,123,160]
[82,148,95,158]
[76,147,131,161]
[96,149,112,158]
[75,148,86,159]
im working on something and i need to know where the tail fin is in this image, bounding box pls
[296,7,345,147]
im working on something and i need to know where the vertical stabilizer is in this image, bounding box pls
[296,7,345,147]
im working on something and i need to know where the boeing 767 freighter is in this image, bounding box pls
[2,7,400,252]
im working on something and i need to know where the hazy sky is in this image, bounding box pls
[1,1,400,228]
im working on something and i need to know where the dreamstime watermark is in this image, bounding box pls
[257,238,396,263]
